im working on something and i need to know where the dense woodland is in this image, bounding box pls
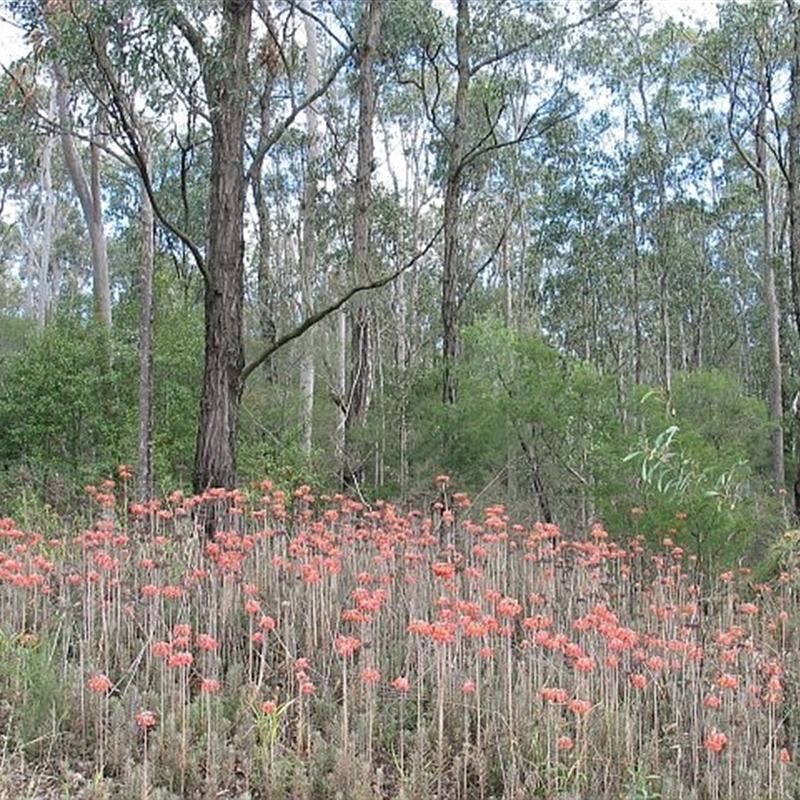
[0,0,799,567]
[5,3,800,796]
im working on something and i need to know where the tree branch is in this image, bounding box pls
[284,0,352,51]
[150,0,207,66]
[87,27,209,282]
[470,1,624,75]
[242,224,443,383]
[246,43,354,182]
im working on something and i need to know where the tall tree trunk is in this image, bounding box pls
[89,114,112,329]
[137,132,156,502]
[334,310,347,478]
[299,0,320,458]
[377,77,411,499]
[37,85,57,329]
[658,266,673,407]
[756,87,785,491]
[395,270,410,499]
[342,0,385,487]
[22,203,38,321]
[723,15,786,495]
[253,0,279,381]
[253,182,278,381]
[192,0,252,497]
[623,150,643,385]
[787,0,800,513]
[441,0,470,406]
[54,64,111,331]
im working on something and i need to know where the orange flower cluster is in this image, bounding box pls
[0,473,796,796]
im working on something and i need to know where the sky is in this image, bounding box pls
[657,0,718,25]
[0,11,28,68]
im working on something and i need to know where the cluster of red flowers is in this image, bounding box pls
[0,473,796,793]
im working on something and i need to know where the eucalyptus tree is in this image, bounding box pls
[11,75,60,328]
[299,0,321,458]
[14,2,116,331]
[73,15,160,499]
[624,16,702,406]
[1,64,56,325]
[0,56,95,327]
[341,0,385,487]
[570,5,726,408]
[53,61,112,330]
[397,0,621,407]
[787,0,800,513]
[6,0,369,505]
[373,30,443,495]
[699,0,789,492]
[789,0,800,333]
[136,131,156,502]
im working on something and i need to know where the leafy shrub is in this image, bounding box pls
[607,372,778,570]
[0,321,136,509]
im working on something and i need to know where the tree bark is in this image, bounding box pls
[299,0,320,458]
[191,0,252,497]
[137,131,156,502]
[342,0,385,487]
[37,85,57,329]
[787,0,800,512]
[718,11,786,494]
[251,2,279,382]
[756,76,785,491]
[441,0,470,406]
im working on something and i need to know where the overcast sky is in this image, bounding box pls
[0,12,27,67]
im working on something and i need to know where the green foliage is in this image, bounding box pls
[237,380,324,492]
[407,315,623,522]
[610,372,777,569]
[403,316,779,570]
[151,304,204,492]
[0,631,68,759]
[0,302,206,507]
[754,528,800,585]
[0,321,136,507]
[0,314,33,359]
[0,0,792,586]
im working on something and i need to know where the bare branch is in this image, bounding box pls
[242,224,443,383]
[246,43,354,182]
[87,28,209,282]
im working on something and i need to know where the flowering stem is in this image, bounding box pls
[366,679,375,768]
[141,731,150,800]
[398,699,406,781]
[342,657,349,755]
[205,692,213,789]
[437,646,445,799]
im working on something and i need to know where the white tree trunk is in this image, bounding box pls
[55,64,111,331]
[299,0,320,457]
[137,132,156,501]
[37,87,58,328]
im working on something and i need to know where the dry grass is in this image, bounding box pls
[0,471,797,799]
